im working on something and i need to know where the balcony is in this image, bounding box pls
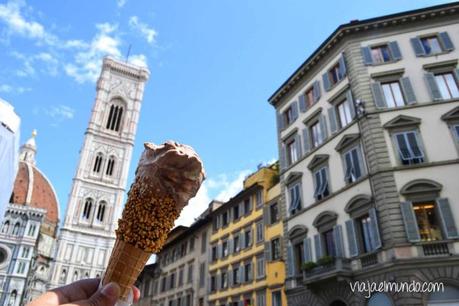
[422,241,450,256]
[360,252,378,268]
[303,257,352,286]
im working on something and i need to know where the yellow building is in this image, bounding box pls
[208,163,286,306]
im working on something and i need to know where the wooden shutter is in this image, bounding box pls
[410,37,425,57]
[389,41,402,60]
[240,264,245,283]
[302,128,311,154]
[279,143,286,171]
[217,243,222,259]
[303,237,312,262]
[241,231,246,249]
[322,72,331,92]
[264,241,271,261]
[400,201,421,242]
[400,77,417,105]
[299,94,307,113]
[327,107,338,135]
[371,82,387,108]
[333,225,344,258]
[263,206,269,225]
[228,268,233,287]
[319,114,328,141]
[338,54,347,78]
[424,73,442,101]
[361,46,373,65]
[295,134,302,157]
[313,80,321,103]
[286,243,294,277]
[369,208,382,250]
[313,234,322,260]
[436,198,459,239]
[276,112,284,132]
[345,219,359,257]
[291,100,299,121]
[439,32,454,51]
[228,238,233,255]
[346,90,356,119]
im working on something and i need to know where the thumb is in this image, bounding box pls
[83,282,120,306]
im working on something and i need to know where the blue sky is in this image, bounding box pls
[0,0,453,226]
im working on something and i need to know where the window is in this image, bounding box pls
[221,270,228,289]
[201,231,207,253]
[2,221,9,233]
[161,277,166,292]
[60,269,67,283]
[270,203,279,224]
[310,121,323,148]
[453,125,459,144]
[256,221,264,243]
[73,271,79,282]
[421,36,442,55]
[283,106,294,126]
[106,104,123,132]
[16,261,26,274]
[233,205,240,220]
[210,275,217,292]
[285,137,299,165]
[336,99,353,128]
[343,146,364,184]
[169,272,176,289]
[189,237,195,252]
[199,263,205,288]
[82,198,93,220]
[256,291,266,306]
[322,229,337,257]
[305,87,315,108]
[413,202,443,241]
[12,223,20,236]
[244,262,252,282]
[356,214,377,253]
[222,240,229,257]
[256,256,265,278]
[105,156,115,176]
[212,217,219,232]
[22,247,30,258]
[272,291,282,306]
[221,211,229,227]
[313,167,330,201]
[8,290,17,306]
[411,32,454,56]
[243,198,252,215]
[382,81,405,108]
[244,229,252,248]
[271,238,281,260]
[256,190,263,207]
[180,242,187,257]
[96,201,106,222]
[232,266,240,285]
[211,245,218,262]
[178,267,184,286]
[370,45,392,63]
[288,183,301,215]
[93,153,103,173]
[435,72,459,100]
[233,233,240,253]
[328,63,342,86]
[294,241,303,274]
[393,131,424,165]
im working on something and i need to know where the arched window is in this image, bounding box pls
[8,290,17,306]
[12,223,20,236]
[60,269,67,282]
[106,103,124,132]
[96,201,106,222]
[82,198,93,220]
[93,153,103,173]
[85,272,89,278]
[105,156,115,176]
[27,224,36,236]
[73,270,79,281]
[2,221,10,234]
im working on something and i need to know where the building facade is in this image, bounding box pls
[50,57,149,287]
[269,3,459,306]
[208,164,286,306]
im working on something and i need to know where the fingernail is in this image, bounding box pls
[101,282,120,297]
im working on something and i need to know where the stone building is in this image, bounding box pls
[268,2,459,306]
[0,131,59,306]
[50,57,149,287]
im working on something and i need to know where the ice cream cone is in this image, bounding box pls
[102,239,151,300]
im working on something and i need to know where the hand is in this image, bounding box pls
[27,278,141,306]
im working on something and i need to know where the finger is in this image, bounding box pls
[67,282,120,306]
[132,286,140,303]
[53,278,100,303]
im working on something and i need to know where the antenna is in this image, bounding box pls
[125,44,132,63]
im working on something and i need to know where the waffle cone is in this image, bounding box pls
[102,239,151,300]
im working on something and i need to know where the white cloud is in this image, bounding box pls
[116,0,127,8]
[128,16,157,44]
[128,54,147,67]
[10,51,58,77]
[175,183,211,227]
[0,84,31,94]
[35,105,75,126]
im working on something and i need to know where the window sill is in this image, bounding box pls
[417,50,452,58]
[326,76,347,93]
[366,59,401,67]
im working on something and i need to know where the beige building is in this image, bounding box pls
[268,2,459,306]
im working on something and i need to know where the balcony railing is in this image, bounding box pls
[303,258,352,285]
[422,241,449,256]
[360,253,378,268]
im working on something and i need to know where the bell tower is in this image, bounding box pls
[50,57,149,287]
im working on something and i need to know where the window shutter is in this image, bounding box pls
[313,234,322,260]
[400,201,421,242]
[248,263,253,282]
[263,206,269,225]
[241,231,246,249]
[216,272,221,290]
[369,208,382,250]
[410,37,425,57]
[228,268,233,287]
[264,241,271,261]
[299,95,307,113]
[302,128,311,154]
[346,90,356,119]
[279,143,286,171]
[228,239,233,255]
[327,107,338,135]
[333,225,344,258]
[371,82,387,108]
[240,264,245,283]
[436,198,459,239]
[424,73,442,101]
[439,32,454,51]
[345,219,359,257]
[303,237,312,262]
[400,77,417,105]
[313,80,321,103]
[338,54,347,78]
[217,243,222,259]
[319,114,328,141]
[276,112,284,132]
[389,41,402,60]
[291,100,299,121]
[295,134,303,157]
[322,72,331,92]
[286,243,294,277]
[361,46,373,65]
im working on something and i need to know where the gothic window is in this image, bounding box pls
[2,221,9,233]
[82,198,93,220]
[106,103,124,132]
[73,270,79,282]
[60,269,67,283]
[27,224,36,236]
[85,272,89,278]
[105,156,115,176]
[96,201,106,222]
[12,222,20,236]
[93,153,103,173]
[8,290,17,306]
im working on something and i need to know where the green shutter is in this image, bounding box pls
[361,46,373,65]
[424,73,442,101]
[400,201,421,242]
[400,77,417,105]
[436,198,459,239]
[369,208,382,250]
[371,82,387,108]
[345,219,359,257]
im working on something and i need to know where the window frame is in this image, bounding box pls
[434,72,459,100]
[312,166,330,201]
[269,202,280,224]
[271,238,281,261]
[392,130,426,166]
[287,182,302,216]
[341,145,365,185]
[381,81,406,108]
[370,44,392,64]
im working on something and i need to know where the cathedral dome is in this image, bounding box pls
[10,131,59,226]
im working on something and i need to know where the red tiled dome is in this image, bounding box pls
[11,162,59,225]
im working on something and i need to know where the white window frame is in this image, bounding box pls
[337,99,353,128]
[381,81,405,108]
[435,72,459,100]
[393,131,425,165]
[256,256,265,278]
[256,221,264,243]
[286,138,298,165]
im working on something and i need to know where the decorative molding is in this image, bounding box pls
[383,115,421,129]
[307,154,329,170]
[335,133,361,152]
[441,106,459,122]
